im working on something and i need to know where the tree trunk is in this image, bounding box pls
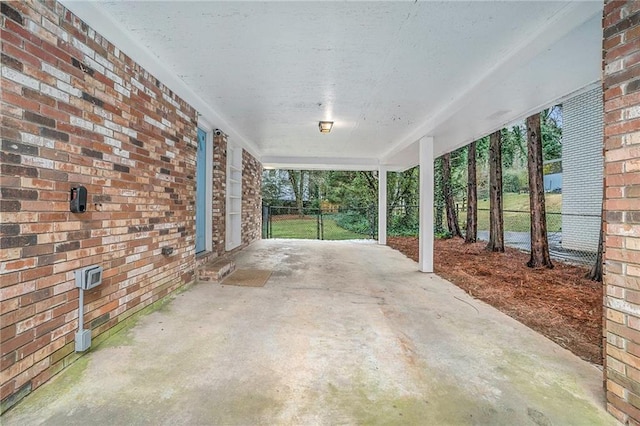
[487,130,504,252]
[442,153,463,238]
[287,170,304,217]
[465,141,478,243]
[587,211,604,281]
[434,161,445,233]
[526,114,553,268]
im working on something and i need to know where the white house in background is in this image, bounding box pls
[543,160,562,193]
[561,85,603,252]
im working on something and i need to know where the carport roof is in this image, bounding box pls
[62,1,602,171]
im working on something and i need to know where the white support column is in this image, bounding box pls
[378,165,387,245]
[418,137,434,273]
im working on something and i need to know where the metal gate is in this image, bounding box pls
[262,204,376,240]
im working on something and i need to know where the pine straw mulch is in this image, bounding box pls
[387,236,603,365]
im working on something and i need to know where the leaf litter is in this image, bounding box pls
[387,236,602,364]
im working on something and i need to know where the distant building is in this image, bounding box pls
[561,85,603,252]
[262,170,310,202]
[544,172,562,192]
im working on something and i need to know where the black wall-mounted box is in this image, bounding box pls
[70,186,87,213]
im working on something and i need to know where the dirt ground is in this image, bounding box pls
[387,236,603,365]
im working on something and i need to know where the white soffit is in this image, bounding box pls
[430,13,603,159]
[62,1,602,170]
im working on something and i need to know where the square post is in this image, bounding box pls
[419,137,434,273]
[378,165,387,245]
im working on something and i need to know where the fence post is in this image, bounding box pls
[262,203,270,239]
[316,209,320,240]
[320,210,324,240]
[369,203,376,239]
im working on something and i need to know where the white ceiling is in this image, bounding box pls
[63,1,603,171]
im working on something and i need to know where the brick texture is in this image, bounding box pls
[242,149,262,245]
[603,1,640,424]
[0,0,262,412]
[212,134,227,257]
[197,133,262,266]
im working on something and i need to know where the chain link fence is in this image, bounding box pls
[387,204,598,266]
[263,202,599,266]
[468,209,599,266]
[263,204,377,240]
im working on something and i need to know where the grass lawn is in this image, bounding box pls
[459,192,562,233]
[477,192,562,212]
[269,217,369,240]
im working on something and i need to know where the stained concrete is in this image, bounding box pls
[3,240,616,425]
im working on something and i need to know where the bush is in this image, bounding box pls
[503,169,528,193]
[435,229,453,239]
[333,211,372,235]
[388,213,419,236]
[387,208,455,237]
[503,171,520,193]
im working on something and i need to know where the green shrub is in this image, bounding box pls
[435,229,453,239]
[503,169,529,193]
[503,171,520,193]
[333,211,372,235]
[388,213,419,236]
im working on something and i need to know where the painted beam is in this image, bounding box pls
[380,2,602,166]
[261,156,379,171]
[378,166,387,245]
[418,137,434,273]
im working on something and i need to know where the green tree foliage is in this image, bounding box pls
[474,105,562,199]
[502,169,528,193]
[388,167,419,210]
[501,125,527,169]
[320,168,423,211]
[448,147,467,201]
[261,169,289,203]
[541,105,562,161]
[287,170,306,216]
[476,135,490,162]
[324,171,378,207]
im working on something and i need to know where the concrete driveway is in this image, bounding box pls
[3,240,614,425]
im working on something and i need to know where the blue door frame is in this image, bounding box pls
[195,128,207,253]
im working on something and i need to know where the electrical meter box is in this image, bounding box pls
[75,265,103,290]
[75,329,92,352]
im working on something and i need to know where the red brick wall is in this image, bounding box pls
[0,0,201,410]
[602,0,640,423]
[1,1,265,411]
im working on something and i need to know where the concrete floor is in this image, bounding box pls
[3,240,615,425]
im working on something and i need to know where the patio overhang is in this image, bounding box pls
[62,1,602,172]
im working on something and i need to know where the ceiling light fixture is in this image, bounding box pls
[318,121,333,134]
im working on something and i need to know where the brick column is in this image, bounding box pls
[212,134,227,257]
[602,1,640,423]
[242,149,262,246]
